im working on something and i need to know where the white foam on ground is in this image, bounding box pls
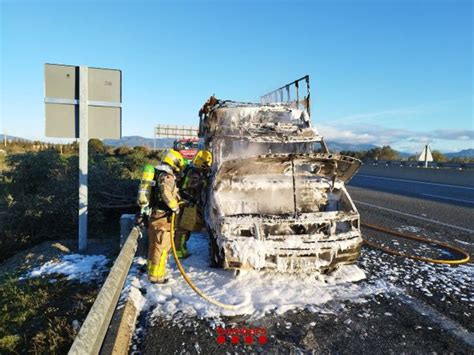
[121,256,148,312]
[130,233,391,320]
[396,225,424,234]
[25,254,109,283]
[454,239,471,246]
[360,248,474,303]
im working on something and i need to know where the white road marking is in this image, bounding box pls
[422,193,474,205]
[397,294,474,348]
[355,174,474,190]
[354,200,474,234]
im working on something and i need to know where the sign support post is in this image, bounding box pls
[79,66,89,251]
[45,63,122,252]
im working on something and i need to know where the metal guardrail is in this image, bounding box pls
[69,225,140,355]
[364,160,474,169]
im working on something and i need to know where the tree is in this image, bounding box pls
[377,146,400,160]
[1,147,142,260]
[114,146,132,156]
[431,150,447,162]
[1,150,78,259]
[89,139,107,155]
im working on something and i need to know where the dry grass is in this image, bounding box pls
[0,273,99,354]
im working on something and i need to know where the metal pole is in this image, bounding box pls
[424,144,428,168]
[79,66,89,252]
[295,81,299,109]
[306,75,311,117]
[153,126,156,150]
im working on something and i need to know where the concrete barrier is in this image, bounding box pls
[358,164,474,187]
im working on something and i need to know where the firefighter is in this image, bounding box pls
[174,150,213,258]
[136,148,186,284]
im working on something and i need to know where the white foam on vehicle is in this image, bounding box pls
[129,233,394,320]
[24,254,109,283]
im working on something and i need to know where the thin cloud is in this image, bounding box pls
[317,124,377,144]
[322,98,460,125]
[318,124,474,148]
[432,129,474,141]
[332,107,422,123]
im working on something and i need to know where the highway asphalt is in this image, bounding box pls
[348,185,474,235]
[135,175,473,354]
[349,173,474,207]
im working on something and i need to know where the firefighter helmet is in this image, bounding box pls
[162,149,187,173]
[192,150,213,169]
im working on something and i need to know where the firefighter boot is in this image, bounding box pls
[174,232,190,259]
[147,251,168,284]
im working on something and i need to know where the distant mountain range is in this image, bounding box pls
[444,149,474,158]
[0,134,30,142]
[326,141,378,152]
[324,141,413,157]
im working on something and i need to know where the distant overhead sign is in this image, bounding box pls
[155,124,198,139]
[44,64,122,139]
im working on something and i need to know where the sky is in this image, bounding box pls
[0,0,472,153]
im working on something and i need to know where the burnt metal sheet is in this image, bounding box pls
[216,153,361,184]
[213,154,361,217]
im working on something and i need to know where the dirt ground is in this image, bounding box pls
[0,238,117,353]
[0,238,118,280]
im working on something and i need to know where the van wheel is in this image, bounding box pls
[208,230,224,268]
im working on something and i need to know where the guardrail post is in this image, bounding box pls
[120,214,135,248]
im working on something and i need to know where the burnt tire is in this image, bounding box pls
[208,229,224,268]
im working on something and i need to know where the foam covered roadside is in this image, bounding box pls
[126,233,396,323]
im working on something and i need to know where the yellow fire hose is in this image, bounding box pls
[361,223,471,265]
[170,212,245,310]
